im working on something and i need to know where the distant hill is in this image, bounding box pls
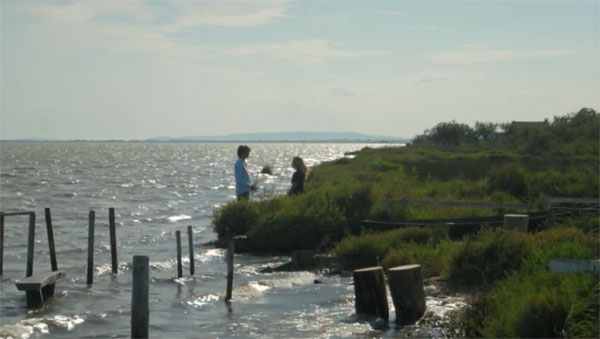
[147,132,409,143]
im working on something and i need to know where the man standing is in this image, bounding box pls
[234,145,257,200]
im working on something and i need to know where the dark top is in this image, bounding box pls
[288,170,305,195]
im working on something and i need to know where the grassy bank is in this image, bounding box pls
[212,108,599,337]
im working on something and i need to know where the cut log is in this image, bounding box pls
[353,266,389,319]
[388,264,426,324]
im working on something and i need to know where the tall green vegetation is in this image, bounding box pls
[413,108,598,155]
[212,108,599,337]
[212,108,599,251]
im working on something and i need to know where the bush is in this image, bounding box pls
[247,192,348,251]
[381,240,456,275]
[448,228,530,285]
[474,270,599,338]
[487,165,528,198]
[333,227,448,270]
[212,200,260,238]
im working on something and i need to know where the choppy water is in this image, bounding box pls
[0,142,463,338]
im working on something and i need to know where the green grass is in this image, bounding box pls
[467,270,599,338]
[211,109,600,337]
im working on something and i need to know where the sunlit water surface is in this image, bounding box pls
[0,142,463,338]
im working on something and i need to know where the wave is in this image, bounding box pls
[0,315,85,339]
[167,215,191,222]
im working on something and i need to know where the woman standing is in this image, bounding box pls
[288,156,308,196]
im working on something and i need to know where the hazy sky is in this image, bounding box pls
[1,1,598,140]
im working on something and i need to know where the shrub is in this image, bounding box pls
[476,270,599,338]
[381,240,456,275]
[448,228,531,285]
[334,227,449,270]
[487,165,528,198]
[333,233,388,269]
[212,200,260,238]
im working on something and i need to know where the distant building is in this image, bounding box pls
[510,121,545,129]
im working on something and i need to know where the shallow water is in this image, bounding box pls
[0,142,463,338]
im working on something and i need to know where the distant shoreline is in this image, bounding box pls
[0,139,408,144]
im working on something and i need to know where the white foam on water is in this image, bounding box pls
[230,271,318,301]
[0,315,85,339]
[197,249,224,263]
[185,294,221,309]
[167,214,191,222]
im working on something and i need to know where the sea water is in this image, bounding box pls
[0,142,463,338]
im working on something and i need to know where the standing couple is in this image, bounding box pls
[234,145,307,201]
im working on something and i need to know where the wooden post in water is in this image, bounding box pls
[187,226,195,275]
[503,214,529,232]
[353,266,389,320]
[176,231,182,278]
[388,264,426,324]
[0,212,4,275]
[87,210,95,285]
[109,208,118,274]
[26,212,36,277]
[131,255,149,339]
[225,240,234,302]
[45,208,58,272]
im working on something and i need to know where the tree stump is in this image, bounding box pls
[503,214,529,232]
[388,264,426,324]
[353,266,389,320]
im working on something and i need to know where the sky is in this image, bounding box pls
[1,0,598,140]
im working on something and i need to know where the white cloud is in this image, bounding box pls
[407,72,453,85]
[330,87,358,97]
[430,47,576,63]
[227,39,389,63]
[374,10,406,16]
[160,1,289,31]
[26,1,154,24]
[408,25,439,31]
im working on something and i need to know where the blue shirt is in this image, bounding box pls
[234,158,252,195]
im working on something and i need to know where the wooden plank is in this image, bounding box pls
[3,211,35,217]
[549,259,600,274]
[15,271,65,291]
[549,197,599,204]
[385,199,535,211]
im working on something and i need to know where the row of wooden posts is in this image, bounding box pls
[0,207,237,338]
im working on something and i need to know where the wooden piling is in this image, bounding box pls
[503,214,529,232]
[26,212,36,277]
[225,240,234,302]
[0,212,4,275]
[87,210,95,285]
[131,255,149,339]
[353,266,389,319]
[45,208,58,272]
[176,230,182,278]
[388,264,426,324]
[187,226,194,275]
[109,208,118,274]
